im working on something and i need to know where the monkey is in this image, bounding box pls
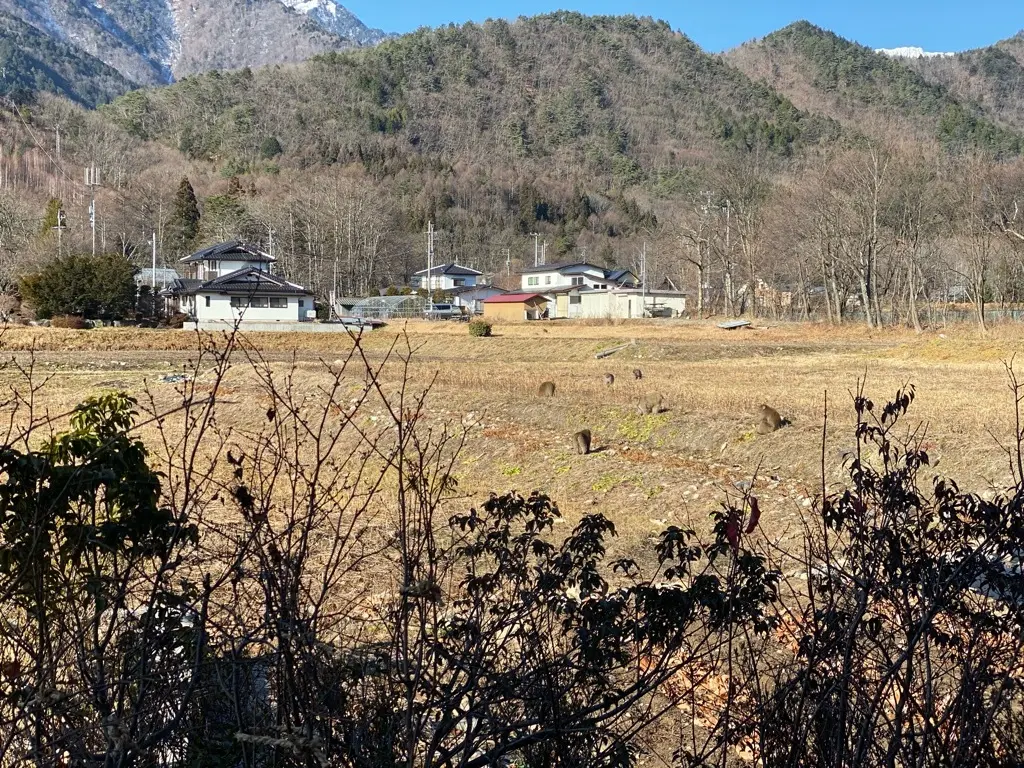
[632,368,643,381]
[538,381,556,397]
[756,404,786,434]
[604,373,615,387]
[636,393,663,415]
[574,429,592,455]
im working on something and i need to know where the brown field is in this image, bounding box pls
[2,318,1022,562]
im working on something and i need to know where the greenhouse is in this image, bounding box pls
[350,294,428,319]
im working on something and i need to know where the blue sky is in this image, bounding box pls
[346,1,1024,53]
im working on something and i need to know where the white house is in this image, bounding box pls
[413,263,482,292]
[520,262,639,292]
[163,241,315,325]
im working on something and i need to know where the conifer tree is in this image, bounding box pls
[167,177,200,255]
[40,198,62,236]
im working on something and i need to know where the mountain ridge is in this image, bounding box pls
[0,0,388,103]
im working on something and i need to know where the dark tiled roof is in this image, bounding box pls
[161,278,204,297]
[180,240,275,264]
[202,267,310,295]
[520,262,638,284]
[413,263,483,277]
[606,269,636,283]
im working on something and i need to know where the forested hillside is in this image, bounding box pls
[901,33,1024,133]
[2,13,1024,329]
[725,22,1024,156]
[0,10,136,106]
[85,14,835,293]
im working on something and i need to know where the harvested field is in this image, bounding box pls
[1,319,1019,560]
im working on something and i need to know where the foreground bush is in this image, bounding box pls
[0,336,777,768]
[1,336,1022,768]
[468,318,492,336]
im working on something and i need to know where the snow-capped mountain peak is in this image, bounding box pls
[279,0,388,45]
[876,46,956,59]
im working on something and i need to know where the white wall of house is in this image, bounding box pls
[415,268,479,292]
[194,260,270,280]
[195,293,314,322]
[522,267,608,291]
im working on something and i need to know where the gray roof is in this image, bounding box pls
[520,261,603,274]
[202,267,310,295]
[163,268,310,297]
[180,240,275,264]
[450,285,506,296]
[413,263,483,277]
[161,278,204,297]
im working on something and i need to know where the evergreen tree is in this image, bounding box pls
[167,177,200,255]
[20,252,138,320]
[40,197,62,236]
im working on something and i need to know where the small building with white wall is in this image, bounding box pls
[413,263,483,292]
[553,288,687,319]
[163,241,315,325]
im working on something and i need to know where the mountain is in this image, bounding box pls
[897,34,1024,133]
[105,13,836,170]
[280,0,389,46]
[876,47,955,59]
[0,8,135,106]
[724,21,1023,156]
[0,0,388,102]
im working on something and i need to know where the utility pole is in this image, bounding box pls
[641,241,647,317]
[540,241,547,266]
[151,231,157,290]
[505,248,511,277]
[531,232,539,267]
[85,165,101,256]
[426,220,435,296]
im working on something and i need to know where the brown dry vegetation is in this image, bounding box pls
[4,318,1020,563]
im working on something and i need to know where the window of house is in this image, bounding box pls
[204,296,210,307]
[299,299,305,308]
[545,275,552,285]
[206,260,220,278]
[571,276,584,286]
[230,296,245,308]
[269,297,288,309]
[527,276,539,286]
[454,278,465,287]
[250,297,269,308]
[569,295,581,305]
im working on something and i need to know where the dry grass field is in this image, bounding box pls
[2,318,1021,563]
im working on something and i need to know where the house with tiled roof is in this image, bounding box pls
[163,241,315,324]
[519,262,639,292]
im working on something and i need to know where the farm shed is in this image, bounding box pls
[482,293,549,321]
[573,289,687,319]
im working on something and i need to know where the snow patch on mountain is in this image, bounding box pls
[876,46,956,59]
[278,0,388,45]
